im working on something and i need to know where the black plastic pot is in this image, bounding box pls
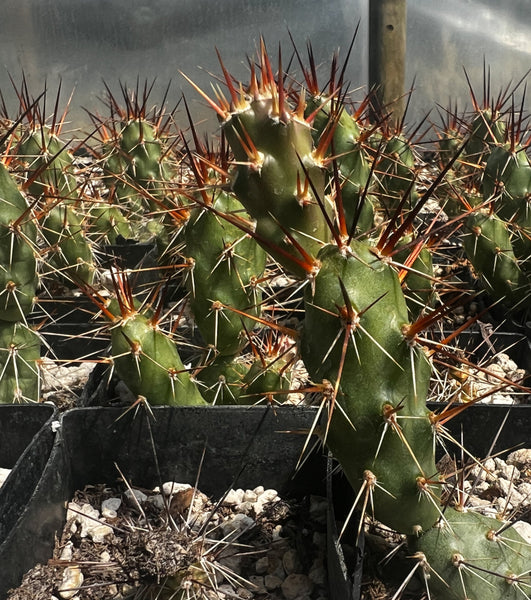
[4,403,331,597]
[427,401,531,459]
[0,404,58,597]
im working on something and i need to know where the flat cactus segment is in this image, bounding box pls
[110,312,206,407]
[462,211,526,305]
[302,242,438,534]
[0,321,40,403]
[412,508,531,600]
[17,127,77,199]
[483,143,531,222]
[222,98,330,275]
[184,190,266,356]
[41,204,95,286]
[0,163,38,320]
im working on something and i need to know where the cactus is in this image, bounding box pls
[99,276,206,407]
[0,161,40,403]
[0,44,529,600]
[182,45,531,599]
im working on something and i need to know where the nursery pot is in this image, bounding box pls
[4,403,331,597]
[0,404,57,597]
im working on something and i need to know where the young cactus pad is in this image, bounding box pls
[301,241,438,535]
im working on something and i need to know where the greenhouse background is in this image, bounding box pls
[1,0,529,133]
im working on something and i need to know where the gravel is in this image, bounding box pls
[8,482,329,600]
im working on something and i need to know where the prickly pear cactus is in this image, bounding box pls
[184,189,266,356]
[104,294,206,407]
[0,163,38,321]
[0,321,40,404]
[301,241,438,534]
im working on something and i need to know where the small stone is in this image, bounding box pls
[101,497,121,518]
[281,573,314,600]
[282,549,302,574]
[267,554,286,579]
[102,497,122,512]
[264,574,283,590]
[89,524,113,543]
[222,488,244,506]
[124,488,148,506]
[243,489,258,503]
[162,481,191,496]
[485,362,505,383]
[59,541,74,561]
[496,478,525,507]
[100,550,111,562]
[58,565,84,599]
[236,501,254,515]
[146,493,165,510]
[248,575,266,594]
[512,520,531,544]
[253,485,265,495]
[258,488,278,503]
[466,495,492,509]
[309,563,327,586]
[271,525,284,541]
[494,496,512,513]
[495,460,520,481]
[309,495,328,524]
[517,481,531,506]
[220,513,255,537]
[255,556,269,575]
[507,449,531,473]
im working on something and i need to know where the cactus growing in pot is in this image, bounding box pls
[180,43,531,599]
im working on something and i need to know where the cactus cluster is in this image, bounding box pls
[0,42,529,600]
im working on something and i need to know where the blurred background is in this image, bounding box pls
[0,0,529,136]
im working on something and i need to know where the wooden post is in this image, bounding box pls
[369,0,407,126]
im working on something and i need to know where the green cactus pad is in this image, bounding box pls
[0,163,38,320]
[412,508,531,600]
[110,311,206,406]
[184,190,266,356]
[462,211,526,306]
[302,242,438,534]
[223,98,330,274]
[42,204,95,285]
[0,321,40,403]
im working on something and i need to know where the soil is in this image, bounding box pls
[8,483,329,600]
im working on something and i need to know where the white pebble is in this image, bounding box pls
[162,481,191,496]
[101,497,121,518]
[59,542,73,561]
[89,524,113,543]
[222,488,244,506]
[243,489,258,503]
[517,482,531,506]
[58,565,84,599]
[507,449,531,472]
[258,488,278,503]
[512,520,531,544]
